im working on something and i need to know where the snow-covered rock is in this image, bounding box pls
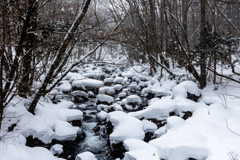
[125,95,142,111]
[58,81,72,93]
[149,129,209,160]
[172,81,201,100]
[129,97,176,119]
[96,94,114,105]
[75,151,97,160]
[123,139,158,160]
[0,143,64,160]
[104,78,114,86]
[107,111,145,144]
[72,79,104,90]
[99,86,115,95]
[113,84,123,92]
[128,82,141,93]
[50,144,63,156]
[142,119,158,132]
[97,104,112,112]
[114,77,126,85]
[54,121,78,141]
[97,111,108,121]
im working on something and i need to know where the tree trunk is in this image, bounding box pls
[28,0,92,115]
[199,0,207,89]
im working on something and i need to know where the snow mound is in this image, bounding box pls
[126,95,142,104]
[72,79,104,89]
[54,120,78,141]
[75,151,97,160]
[58,81,72,92]
[118,92,127,99]
[97,111,108,121]
[123,139,158,160]
[50,144,63,156]
[122,71,135,78]
[99,86,115,95]
[142,119,157,132]
[114,77,126,85]
[113,84,122,91]
[96,94,114,104]
[167,116,185,129]
[97,104,112,112]
[107,111,145,144]
[129,97,176,119]
[149,129,209,160]
[0,143,64,160]
[172,81,201,99]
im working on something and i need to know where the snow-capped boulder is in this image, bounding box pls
[128,82,141,93]
[155,87,170,98]
[104,78,114,86]
[113,84,123,93]
[71,90,88,103]
[125,95,142,111]
[172,81,201,101]
[97,111,108,121]
[96,94,114,105]
[118,92,127,99]
[142,119,158,133]
[114,77,126,85]
[128,98,176,119]
[122,72,135,79]
[54,121,78,141]
[123,139,158,160]
[97,104,112,112]
[99,86,115,95]
[50,144,63,156]
[107,111,145,144]
[58,81,71,94]
[72,79,104,94]
[149,129,209,160]
[75,151,97,160]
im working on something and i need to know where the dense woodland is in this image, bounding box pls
[1,0,240,131]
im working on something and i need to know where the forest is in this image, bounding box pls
[1,0,240,160]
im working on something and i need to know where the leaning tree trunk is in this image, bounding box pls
[28,0,92,115]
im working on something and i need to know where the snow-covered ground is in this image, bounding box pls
[1,63,240,160]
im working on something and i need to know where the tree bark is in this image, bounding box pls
[199,0,207,89]
[28,0,92,115]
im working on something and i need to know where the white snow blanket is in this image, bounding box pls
[107,111,145,144]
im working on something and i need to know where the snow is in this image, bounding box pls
[75,151,97,160]
[142,119,157,132]
[54,120,78,141]
[0,143,64,160]
[123,139,158,160]
[50,144,63,156]
[128,97,176,119]
[99,86,115,95]
[72,79,104,89]
[96,94,114,104]
[118,92,127,99]
[172,81,201,99]
[154,125,167,137]
[150,128,209,160]
[97,104,111,112]
[126,95,142,104]
[97,111,108,121]
[58,81,72,92]
[113,84,122,91]
[122,71,135,78]
[114,77,126,85]
[107,111,145,144]
[104,78,114,83]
